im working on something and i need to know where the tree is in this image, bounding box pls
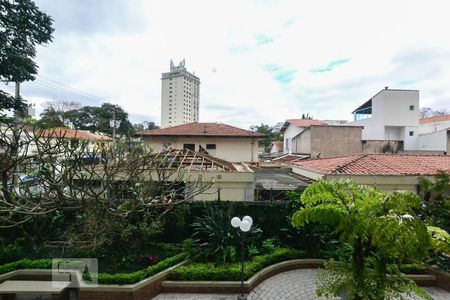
[133,121,160,132]
[250,123,280,153]
[301,113,313,119]
[0,0,54,83]
[39,101,82,128]
[417,172,450,233]
[0,0,54,118]
[291,180,446,300]
[420,107,448,118]
[87,103,133,136]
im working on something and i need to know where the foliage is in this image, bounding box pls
[93,253,186,285]
[39,102,134,136]
[0,258,52,274]
[133,121,160,132]
[291,180,437,300]
[419,107,448,118]
[191,204,261,263]
[417,172,450,233]
[316,260,432,300]
[169,248,306,281]
[250,123,281,153]
[162,201,292,244]
[0,0,54,83]
[0,0,54,119]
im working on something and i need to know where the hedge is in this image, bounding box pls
[0,258,53,275]
[93,253,187,284]
[162,201,293,244]
[0,254,187,285]
[168,248,307,281]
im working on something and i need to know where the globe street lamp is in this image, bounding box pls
[231,215,253,300]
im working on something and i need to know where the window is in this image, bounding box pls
[409,131,414,136]
[409,105,415,111]
[206,144,216,150]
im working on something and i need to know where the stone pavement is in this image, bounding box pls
[153,269,450,300]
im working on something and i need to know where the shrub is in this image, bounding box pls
[94,253,186,284]
[169,248,306,281]
[0,259,52,274]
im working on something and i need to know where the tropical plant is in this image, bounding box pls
[291,180,443,300]
[191,205,261,263]
[417,171,450,232]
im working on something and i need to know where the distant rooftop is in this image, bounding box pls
[280,119,326,133]
[352,88,419,114]
[292,154,450,176]
[39,128,111,141]
[135,122,264,138]
[420,114,450,124]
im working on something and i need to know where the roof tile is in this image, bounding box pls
[292,154,450,176]
[135,122,264,138]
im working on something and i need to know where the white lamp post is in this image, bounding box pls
[231,215,253,300]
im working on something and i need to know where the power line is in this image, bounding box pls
[30,80,102,103]
[35,74,105,101]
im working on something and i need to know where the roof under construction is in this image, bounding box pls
[152,148,248,172]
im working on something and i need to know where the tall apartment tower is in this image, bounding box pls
[161,59,200,128]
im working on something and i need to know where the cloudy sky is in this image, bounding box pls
[2,0,450,128]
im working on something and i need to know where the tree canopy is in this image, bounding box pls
[250,123,281,153]
[39,101,134,136]
[0,0,54,83]
[291,180,447,300]
[0,0,54,119]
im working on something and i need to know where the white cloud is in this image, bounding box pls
[7,0,450,128]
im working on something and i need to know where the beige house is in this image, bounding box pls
[292,125,363,158]
[291,154,450,192]
[136,122,264,162]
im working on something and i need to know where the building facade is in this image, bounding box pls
[280,119,326,154]
[135,122,264,162]
[292,125,363,158]
[161,59,200,128]
[348,89,420,151]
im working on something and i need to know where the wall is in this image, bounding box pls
[420,120,450,134]
[189,171,256,202]
[283,124,305,154]
[309,126,362,158]
[382,90,419,127]
[362,140,403,154]
[403,126,419,151]
[292,129,311,154]
[142,137,259,162]
[418,130,448,152]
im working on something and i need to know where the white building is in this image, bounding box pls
[280,119,326,154]
[161,59,200,128]
[348,88,420,151]
[418,115,450,153]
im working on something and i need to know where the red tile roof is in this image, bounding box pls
[40,128,112,141]
[135,122,264,138]
[292,154,450,176]
[419,114,450,124]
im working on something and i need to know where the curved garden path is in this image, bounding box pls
[153,269,450,300]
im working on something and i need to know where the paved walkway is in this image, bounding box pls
[153,269,450,300]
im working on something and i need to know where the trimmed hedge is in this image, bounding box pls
[0,254,187,285]
[0,258,52,274]
[168,248,307,281]
[94,253,187,284]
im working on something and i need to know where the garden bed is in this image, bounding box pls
[169,248,306,281]
[0,253,187,285]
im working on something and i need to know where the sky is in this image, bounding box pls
[2,0,450,129]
